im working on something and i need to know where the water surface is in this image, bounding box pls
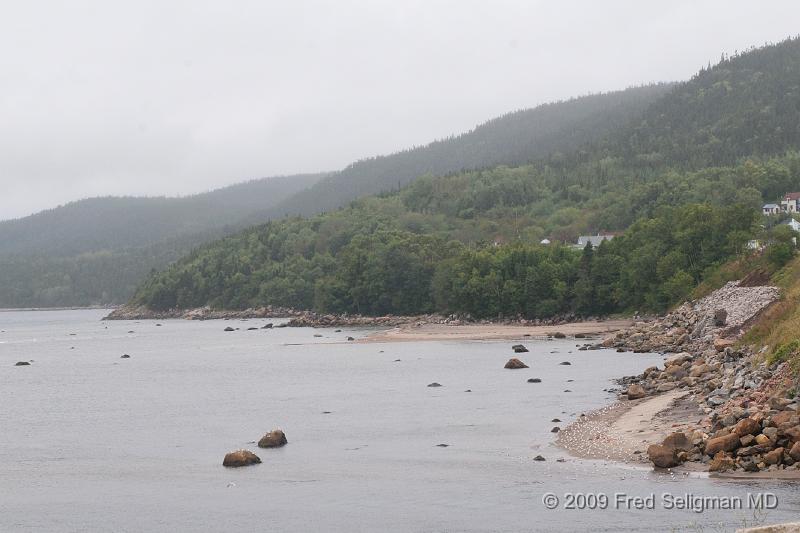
[1,310,798,532]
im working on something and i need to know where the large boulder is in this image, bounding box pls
[512,344,529,353]
[789,441,800,461]
[223,450,261,467]
[647,444,680,468]
[713,309,728,327]
[504,358,529,369]
[704,433,740,456]
[763,447,784,465]
[258,429,288,448]
[708,451,735,472]
[627,384,646,400]
[733,418,761,437]
[662,432,692,452]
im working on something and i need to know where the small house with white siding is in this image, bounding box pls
[762,203,780,215]
[781,193,800,213]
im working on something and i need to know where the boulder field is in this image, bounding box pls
[607,280,800,474]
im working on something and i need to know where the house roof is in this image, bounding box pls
[577,235,614,246]
[784,192,800,200]
[763,203,779,209]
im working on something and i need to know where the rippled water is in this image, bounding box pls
[1,309,798,532]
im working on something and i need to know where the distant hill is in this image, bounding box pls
[127,38,800,319]
[0,173,324,257]
[0,173,325,307]
[257,84,674,219]
[0,84,675,308]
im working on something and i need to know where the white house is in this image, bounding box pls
[786,218,800,232]
[781,193,800,213]
[762,203,780,215]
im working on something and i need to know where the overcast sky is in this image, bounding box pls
[1,1,799,220]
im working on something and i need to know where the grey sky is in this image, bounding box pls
[1,0,798,221]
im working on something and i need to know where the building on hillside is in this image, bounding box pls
[746,239,763,251]
[574,234,614,249]
[781,193,800,213]
[762,203,780,215]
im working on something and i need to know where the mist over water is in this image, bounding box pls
[0,310,798,531]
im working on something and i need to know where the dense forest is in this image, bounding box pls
[0,174,325,307]
[129,38,800,318]
[0,84,673,308]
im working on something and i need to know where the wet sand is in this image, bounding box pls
[556,391,701,465]
[359,319,633,343]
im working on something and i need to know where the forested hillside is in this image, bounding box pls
[0,173,324,257]
[0,174,325,307]
[257,84,673,218]
[129,38,800,319]
[0,84,673,308]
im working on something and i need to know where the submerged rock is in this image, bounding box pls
[222,450,261,467]
[427,382,442,388]
[527,378,542,383]
[258,429,288,448]
[14,361,30,366]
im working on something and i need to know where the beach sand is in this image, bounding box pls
[359,319,633,343]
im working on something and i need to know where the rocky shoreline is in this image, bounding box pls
[599,281,800,474]
[103,304,585,329]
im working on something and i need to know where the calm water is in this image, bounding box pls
[1,309,798,532]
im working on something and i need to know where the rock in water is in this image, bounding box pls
[626,384,646,400]
[222,450,261,467]
[647,444,680,468]
[559,361,571,366]
[427,382,442,387]
[533,455,546,461]
[504,358,529,369]
[120,354,131,359]
[527,378,542,383]
[258,429,288,448]
[224,326,235,332]
[512,344,529,353]
[14,361,30,366]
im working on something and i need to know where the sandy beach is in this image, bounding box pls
[556,390,701,465]
[358,319,634,343]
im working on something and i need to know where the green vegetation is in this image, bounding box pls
[130,38,800,318]
[0,174,325,307]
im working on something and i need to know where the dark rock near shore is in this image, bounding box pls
[120,354,131,359]
[224,326,235,332]
[427,382,442,387]
[504,358,529,369]
[626,384,646,400]
[528,378,541,383]
[258,429,287,448]
[533,455,546,461]
[223,450,261,467]
[553,332,566,339]
[559,361,571,365]
[14,361,30,366]
[512,344,528,353]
